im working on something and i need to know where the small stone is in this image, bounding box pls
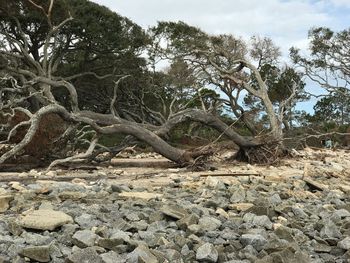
[196,242,218,262]
[72,230,98,248]
[161,204,188,219]
[58,191,87,201]
[176,214,199,230]
[198,216,221,231]
[127,245,158,263]
[240,234,267,251]
[0,195,13,212]
[229,187,246,203]
[19,210,73,231]
[338,237,350,250]
[320,220,342,239]
[252,215,273,229]
[229,203,254,212]
[66,247,104,263]
[101,251,126,263]
[20,245,50,262]
[7,220,23,236]
[205,176,225,189]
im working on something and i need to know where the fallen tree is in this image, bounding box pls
[0,0,293,170]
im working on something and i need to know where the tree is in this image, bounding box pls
[313,88,350,126]
[150,21,300,144]
[291,27,350,97]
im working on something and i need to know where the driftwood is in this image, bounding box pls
[303,177,329,191]
[200,172,260,177]
[0,172,122,183]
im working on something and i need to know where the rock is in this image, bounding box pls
[252,215,273,229]
[196,242,218,262]
[229,187,246,203]
[21,232,53,246]
[320,220,342,239]
[101,251,126,263]
[20,245,51,262]
[127,245,158,263]
[176,214,199,230]
[118,191,162,201]
[160,204,188,219]
[75,213,100,228]
[72,230,98,248]
[240,234,267,251]
[258,246,310,263]
[205,176,225,189]
[338,237,350,250]
[7,220,23,236]
[19,210,73,231]
[229,203,254,212]
[0,195,13,212]
[274,226,295,242]
[198,216,221,231]
[66,247,104,263]
[110,184,130,193]
[58,191,87,200]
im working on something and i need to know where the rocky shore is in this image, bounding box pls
[0,148,349,262]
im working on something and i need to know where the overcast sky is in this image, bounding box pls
[91,0,350,113]
[92,0,349,56]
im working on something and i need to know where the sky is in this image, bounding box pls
[91,0,350,113]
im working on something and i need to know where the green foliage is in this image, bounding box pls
[313,89,350,125]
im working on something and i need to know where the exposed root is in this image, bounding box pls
[237,141,286,165]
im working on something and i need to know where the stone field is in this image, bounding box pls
[0,148,349,262]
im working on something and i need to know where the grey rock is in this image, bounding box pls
[198,216,221,231]
[66,247,103,263]
[196,242,218,262]
[74,213,100,228]
[20,245,50,262]
[320,220,342,239]
[160,205,188,220]
[72,230,98,248]
[21,232,53,246]
[338,236,350,250]
[101,251,126,263]
[176,214,199,230]
[240,234,267,251]
[127,245,158,263]
[229,187,246,203]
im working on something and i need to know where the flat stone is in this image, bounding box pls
[58,191,87,200]
[72,230,98,248]
[19,210,73,231]
[196,242,218,262]
[161,204,188,219]
[0,195,13,212]
[20,245,51,262]
[198,216,221,231]
[119,191,162,201]
[66,247,104,263]
[229,203,254,212]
